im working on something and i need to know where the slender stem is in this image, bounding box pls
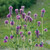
[23,43,25,50]
[42,18,43,35]
[31,32,32,50]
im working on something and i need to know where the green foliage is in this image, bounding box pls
[0,0,37,17]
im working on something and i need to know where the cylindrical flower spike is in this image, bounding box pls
[41,8,45,17]
[39,42,43,47]
[35,43,38,47]
[21,35,23,37]
[9,6,13,15]
[4,36,8,39]
[28,31,31,35]
[16,26,20,30]
[4,20,9,24]
[35,29,39,38]
[22,13,26,19]
[16,15,20,20]
[20,31,23,35]
[27,11,31,16]
[3,39,7,43]
[15,9,18,15]
[44,28,48,32]
[29,17,33,22]
[34,13,38,19]
[24,25,27,30]
[21,6,25,9]
[20,9,24,14]
[10,20,14,26]
[10,35,13,39]
[7,14,11,18]
[37,21,41,26]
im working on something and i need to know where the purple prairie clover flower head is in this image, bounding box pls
[35,43,38,47]
[24,25,27,27]
[10,35,13,39]
[28,16,30,21]
[16,26,20,29]
[20,31,23,35]
[24,25,27,29]
[22,13,26,19]
[29,17,33,22]
[37,21,41,26]
[3,39,7,43]
[41,8,45,17]
[28,31,31,35]
[35,29,39,38]
[16,15,20,20]
[4,20,9,24]
[16,29,19,34]
[10,20,14,26]
[28,11,31,16]
[39,43,43,47]
[9,6,13,15]
[24,17,27,21]
[21,35,23,37]
[19,25,21,29]
[4,36,8,39]
[15,9,18,15]
[34,13,38,19]
[20,9,24,14]
[41,8,45,13]
[7,14,11,18]
[44,28,48,32]
[21,6,25,9]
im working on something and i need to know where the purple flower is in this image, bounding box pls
[35,29,39,38]
[3,39,7,43]
[10,20,14,25]
[34,13,38,19]
[39,43,43,47]
[35,43,38,47]
[24,25,27,30]
[16,26,20,30]
[16,29,19,34]
[20,9,24,14]
[4,20,9,24]
[37,21,41,26]
[24,25,27,27]
[24,17,27,21]
[9,6,13,15]
[27,11,31,16]
[28,31,31,35]
[15,9,18,15]
[16,15,20,20]
[29,17,33,22]
[41,8,45,17]
[41,8,45,13]
[21,35,23,37]
[22,13,26,18]
[20,31,23,35]
[7,14,11,18]
[4,36,8,39]
[10,35,13,39]
[44,28,48,32]
[19,25,21,29]
[21,6,25,9]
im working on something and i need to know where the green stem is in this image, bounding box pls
[23,44,25,50]
[31,31,32,50]
[42,18,43,35]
